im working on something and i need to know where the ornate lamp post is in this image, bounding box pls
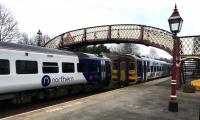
[37,30,42,46]
[168,4,183,112]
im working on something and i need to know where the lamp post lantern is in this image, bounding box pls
[168,4,183,35]
[37,30,42,46]
[168,4,183,112]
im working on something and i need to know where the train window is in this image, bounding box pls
[106,64,111,72]
[89,64,99,72]
[113,63,118,70]
[147,62,150,72]
[147,61,150,66]
[43,62,58,73]
[16,60,38,74]
[129,63,135,70]
[101,65,106,72]
[147,67,151,72]
[62,63,74,73]
[151,66,154,72]
[157,66,160,71]
[77,63,87,72]
[0,59,10,75]
[164,66,166,71]
[154,66,156,72]
[97,65,100,72]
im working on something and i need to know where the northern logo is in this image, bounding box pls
[42,75,51,87]
[41,75,74,87]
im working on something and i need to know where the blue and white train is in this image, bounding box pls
[0,42,111,103]
[0,42,171,104]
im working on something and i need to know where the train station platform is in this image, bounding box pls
[3,77,200,120]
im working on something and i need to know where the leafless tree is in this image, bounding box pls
[122,43,132,54]
[0,3,19,42]
[18,32,36,45]
[109,43,140,55]
[18,33,29,45]
[149,47,159,59]
[131,44,140,55]
[18,32,51,46]
[120,43,140,55]
[41,34,51,46]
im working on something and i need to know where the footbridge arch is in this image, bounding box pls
[45,24,174,55]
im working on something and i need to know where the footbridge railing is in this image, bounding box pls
[45,24,174,55]
[179,36,200,58]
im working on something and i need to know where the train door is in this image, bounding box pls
[143,61,147,82]
[120,61,127,82]
[112,60,119,81]
[101,60,106,81]
[137,60,142,82]
[146,61,150,80]
[105,61,111,82]
[128,61,137,83]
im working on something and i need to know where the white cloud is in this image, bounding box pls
[1,0,199,37]
[1,0,199,58]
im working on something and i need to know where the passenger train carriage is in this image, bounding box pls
[111,54,171,85]
[0,42,171,104]
[0,42,111,103]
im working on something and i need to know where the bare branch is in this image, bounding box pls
[0,3,19,42]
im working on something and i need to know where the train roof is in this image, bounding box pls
[110,54,171,64]
[0,42,109,59]
[0,42,75,55]
[141,57,171,64]
[74,52,110,60]
[110,54,142,61]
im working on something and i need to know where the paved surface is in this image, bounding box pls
[3,77,200,120]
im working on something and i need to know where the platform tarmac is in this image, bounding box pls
[3,77,200,120]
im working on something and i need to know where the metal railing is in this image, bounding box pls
[45,24,173,54]
[44,24,200,57]
[180,36,200,57]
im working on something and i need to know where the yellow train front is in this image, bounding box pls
[111,55,171,85]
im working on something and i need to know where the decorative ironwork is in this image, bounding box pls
[44,24,200,58]
[179,36,200,57]
[45,24,174,54]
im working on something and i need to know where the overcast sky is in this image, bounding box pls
[1,0,199,58]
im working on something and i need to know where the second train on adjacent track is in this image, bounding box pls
[111,55,171,85]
